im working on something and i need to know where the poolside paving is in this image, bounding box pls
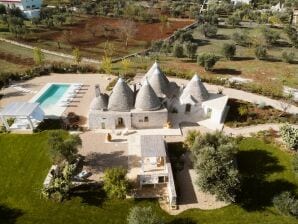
[0,73,114,126]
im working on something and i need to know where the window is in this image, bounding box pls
[185,104,191,113]
[144,116,149,122]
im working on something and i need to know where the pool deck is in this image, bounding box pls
[0,73,114,126]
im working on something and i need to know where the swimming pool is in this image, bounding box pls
[30,83,81,117]
[36,84,70,110]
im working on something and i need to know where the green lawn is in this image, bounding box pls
[0,133,297,223]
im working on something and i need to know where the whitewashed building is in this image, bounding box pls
[0,0,42,18]
[128,135,177,209]
[88,62,229,130]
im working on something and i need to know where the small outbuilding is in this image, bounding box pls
[0,102,45,133]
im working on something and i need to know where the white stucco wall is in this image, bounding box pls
[131,109,168,129]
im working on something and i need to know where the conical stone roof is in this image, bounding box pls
[180,74,209,104]
[90,94,108,110]
[108,78,134,111]
[147,65,170,98]
[144,61,158,79]
[135,79,161,111]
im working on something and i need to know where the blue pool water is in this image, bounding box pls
[36,84,70,109]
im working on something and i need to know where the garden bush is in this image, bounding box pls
[273,191,298,217]
[221,43,236,60]
[103,167,129,199]
[197,53,219,71]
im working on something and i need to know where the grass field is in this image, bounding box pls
[0,132,297,224]
[190,24,298,88]
[0,40,73,73]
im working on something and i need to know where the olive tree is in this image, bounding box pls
[48,130,82,164]
[191,131,240,202]
[273,191,298,218]
[281,51,295,64]
[197,53,219,71]
[280,124,298,150]
[173,42,184,58]
[221,43,236,60]
[184,42,198,59]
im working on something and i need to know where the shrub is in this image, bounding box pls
[273,191,298,217]
[221,43,236,60]
[197,53,219,71]
[254,45,267,60]
[127,206,164,224]
[191,131,240,202]
[199,23,218,38]
[281,51,295,64]
[103,167,129,199]
[279,124,298,150]
[183,42,198,59]
[172,42,184,58]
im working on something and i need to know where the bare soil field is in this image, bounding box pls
[23,16,193,58]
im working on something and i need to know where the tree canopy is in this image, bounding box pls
[191,131,240,202]
[48,130,82,164]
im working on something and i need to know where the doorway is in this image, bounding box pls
[116,117,125,128]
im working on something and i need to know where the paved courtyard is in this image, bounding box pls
[79,131,128,181]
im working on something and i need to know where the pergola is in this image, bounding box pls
[0,102,45,132]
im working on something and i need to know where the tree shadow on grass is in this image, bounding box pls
[70,182,106,207]
[233,56,255,61]
[212,68,242,75]
[0,204,23,224]
[236,150,296,211]
[168,217,197,224]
